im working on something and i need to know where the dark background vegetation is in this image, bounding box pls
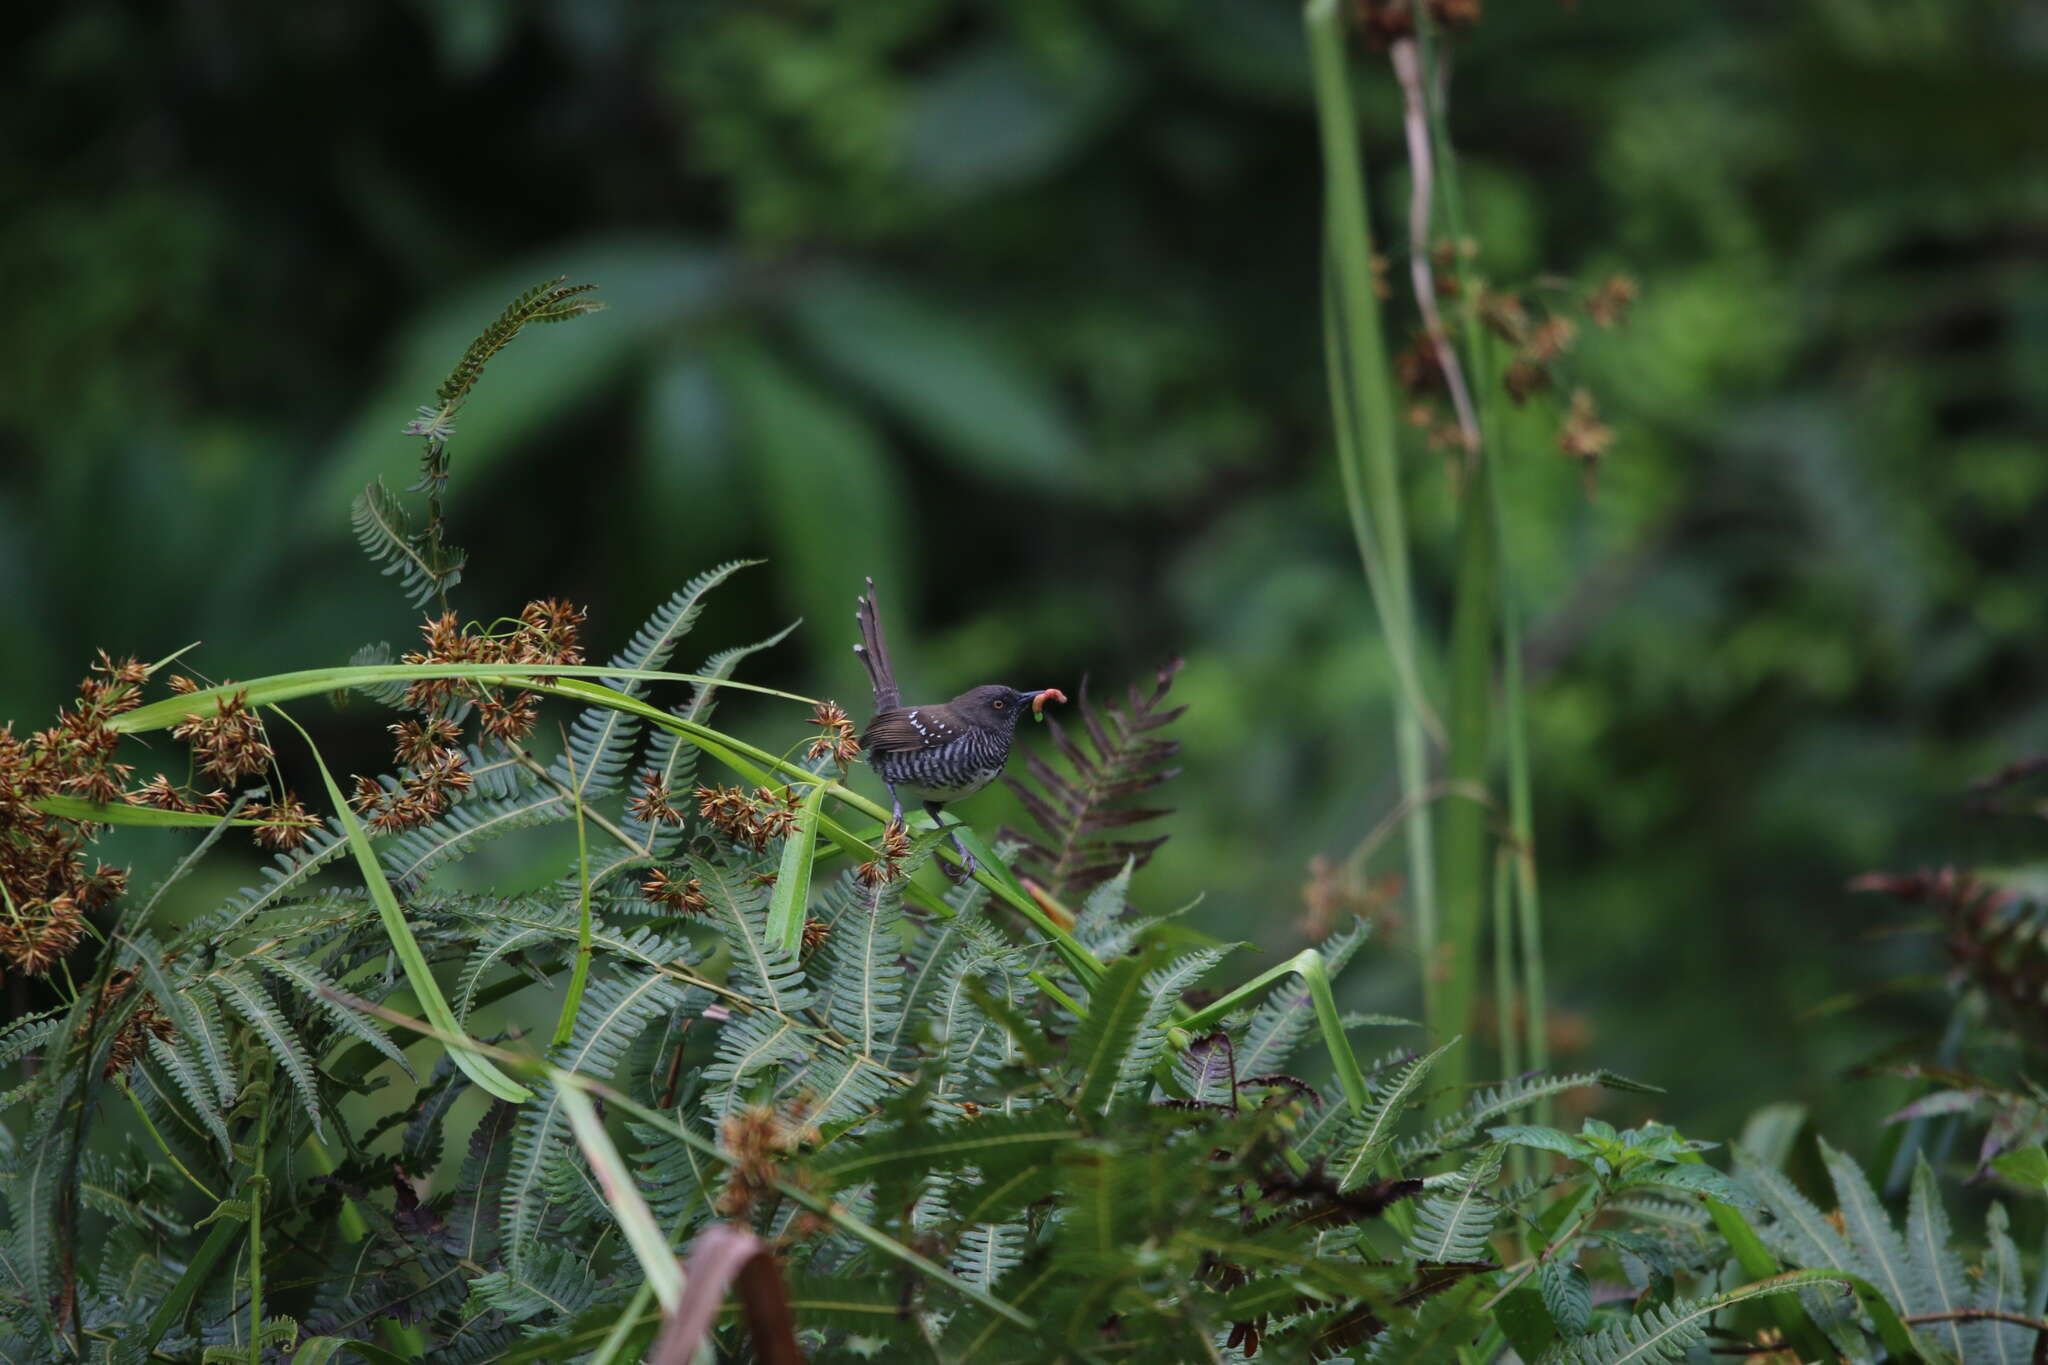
[4,0,2046,1141]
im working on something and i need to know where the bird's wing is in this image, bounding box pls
[862,707,959,754]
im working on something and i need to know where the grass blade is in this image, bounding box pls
[272,707,532,1103]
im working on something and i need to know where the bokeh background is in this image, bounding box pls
[4,0,2046,1141]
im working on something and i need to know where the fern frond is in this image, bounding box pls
[952,1220,1029,1294]
[1234,919,1373,1079]
[468,1245,606,1325]
[178,823,355,948]
[703,1012,811,1118]
[1984,1201,2033,1364]
[1906,1154,1978,1364]
[612,622,800,862]
[345,641,412,708]
[1070,955,1153,1118]
[207,967,325,1134]
[501,971,690,1273]
[144,1035,234,1157]
[1119,948,1227,1095]
[1541,1271,1852,1365]
[551,559,760,804]
[698,855,810,1015]
[1335,1040,1456,1192]
[1818,1137,1932,1330]
[1404,1145,1502,1264]
[351,479,457,610]
[819,871,907,1057]
[250,953,413,1077]
[1001,659,1186,897]
[1397,1069,1657,1164]
[434,279,603,412]
[380,784,566,886]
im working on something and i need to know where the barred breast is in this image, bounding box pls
[871,729,1010,803]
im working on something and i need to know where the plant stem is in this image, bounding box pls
[1305,0,1443,1032]
[551,742,596,1049]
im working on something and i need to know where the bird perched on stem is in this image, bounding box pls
[853,578,1065,875]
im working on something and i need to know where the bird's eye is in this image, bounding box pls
[992,699,1006,709]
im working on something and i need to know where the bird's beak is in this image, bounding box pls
[1028,688,1068,719]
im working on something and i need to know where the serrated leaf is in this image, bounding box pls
[1541,1258,1592,1338]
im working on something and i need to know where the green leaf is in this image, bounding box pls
[1406,1145,1503,1264]
[277,709,531,1103]
[557,1080,685,1313]
[1992,1145,2048,1192]
[1541,1258,1593,1338]
[29,795,267,828]
[1335,1039,1456,1191]
[1542,1270,1854,1365]
[766,782,828,955]
[1619,1162,1759,1210]
[1070,955,1153,1118]
[1491,1124,1592,1159]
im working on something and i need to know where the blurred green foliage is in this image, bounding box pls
[4,0,2047,1138]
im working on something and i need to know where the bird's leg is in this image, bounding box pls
[886,784,904,830]
[925,800,977,879]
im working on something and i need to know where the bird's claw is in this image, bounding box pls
[946,829,978,881]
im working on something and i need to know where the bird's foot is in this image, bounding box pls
[945,827,978,881]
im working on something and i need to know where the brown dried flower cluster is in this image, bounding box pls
[800,917,830,953]
[87,969,178,1079]
[855,818,912,889]
[715,1099,819,1219]
[1583,273,1638,329]
[694,784,804,854]
[352,600,585,832]
[170,689,273,785]
[626,772,684,828]
[1300,855,1405,942]
[640,867,710,914]
[805,701,861,769]
[1556,388,1615,490]
[1355,0,1482,49]
[0,654,155,976]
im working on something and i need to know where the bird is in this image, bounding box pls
[853,578,1065,875]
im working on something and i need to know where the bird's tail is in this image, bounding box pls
[853,578,901,712]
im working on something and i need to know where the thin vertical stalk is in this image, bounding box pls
[1490,845,1527,1185]
[1409,8,1553,1112]
[1436,450,1495,1104]
[552,743,595,1049]
[1305,0,1443,1024]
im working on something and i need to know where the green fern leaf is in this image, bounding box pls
[209,967,326,1135]
[1336,1039,1456,1191]
[351,479,461,609]
[1118,948,1227,1095]
[1907,1154,1976,1364]
[1235,919,1372,1079]
[698,855,810,1014]
[1984,1201,2032,1364]
[502,971,689,1274]
[252,953,414,1078]
[1541,1258,1593,1338]
[1540,1271,1851,1365]
[380,784,567,886]
[551,559,761,803]
[1405,1145,1503,1264]
[951,1219,1029,1294]
[1400,1070,1659,1163]
[1070,955,1152,1118]
[1819,1136,1940,1342]
[468,1245,603,1325]
[611,622,799,864]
